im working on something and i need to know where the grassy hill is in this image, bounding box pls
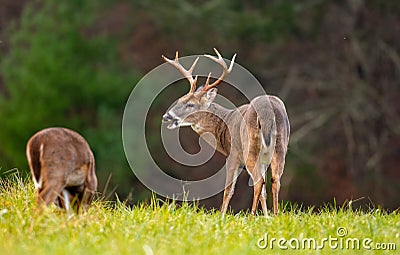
[0,173,398,255]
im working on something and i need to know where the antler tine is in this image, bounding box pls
[204,72,212,88]
[162,52,199,94]
[191,75,198,93]
[202,48,236,91]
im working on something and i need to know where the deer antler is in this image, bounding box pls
[202,48,236,92]
[162,51,199,94]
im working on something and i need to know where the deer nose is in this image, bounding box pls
[162,113,173,122]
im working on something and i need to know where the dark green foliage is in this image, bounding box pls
[133,0,298,48]
[0,1,140,195]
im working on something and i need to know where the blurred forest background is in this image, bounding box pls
[1,0,399,210]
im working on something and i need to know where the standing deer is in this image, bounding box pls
[26,127,97,212]
[162,49,290,216]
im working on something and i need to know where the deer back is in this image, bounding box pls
[26,127,96,192]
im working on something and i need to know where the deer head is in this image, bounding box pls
[162,48,236,129]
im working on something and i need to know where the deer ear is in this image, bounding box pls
[205,88,217,104]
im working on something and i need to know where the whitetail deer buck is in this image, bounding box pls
[162,49,290,216]
[26,127,97,212]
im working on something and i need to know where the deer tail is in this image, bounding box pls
[257,116,276,152]
[26,137,43,189]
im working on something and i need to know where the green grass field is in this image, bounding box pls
[0,173,398,255]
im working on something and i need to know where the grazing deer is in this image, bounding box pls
[26,127,97,212]
[162,49,290,216]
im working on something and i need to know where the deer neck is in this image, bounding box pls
[191,103,231,156]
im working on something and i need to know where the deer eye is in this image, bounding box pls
[186,103,194,108]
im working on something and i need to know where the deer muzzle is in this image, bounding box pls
[162,112,174,123]
[162,112,179,129]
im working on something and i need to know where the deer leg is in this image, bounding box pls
[79,163,97,212]
[246,156,264,215]
[37,184,64,207]
[251,175,264,215]
[61,189,71,211]
[220,157,240,217]
[270,152,285,215]
[271,178,281,215]
[79,187,95,213]
[258,164,268,217]
[37,169,66,208]
[259,184,268,217]
[271,176,280,215]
